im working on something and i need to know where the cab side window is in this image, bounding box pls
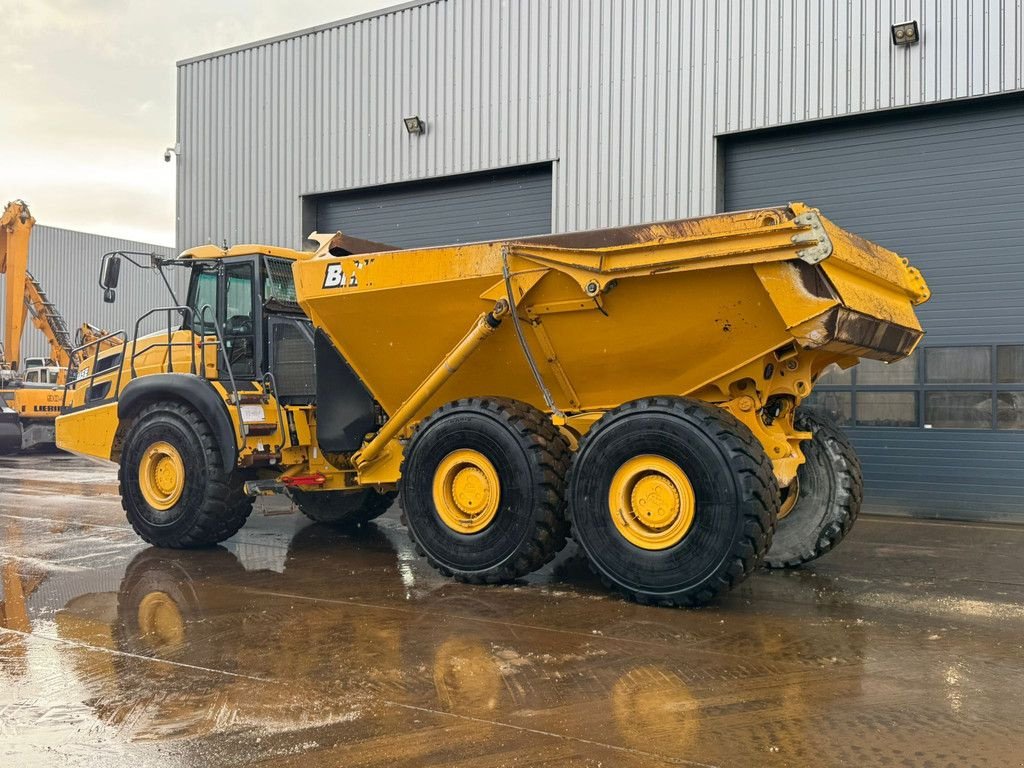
[190,270,219,332]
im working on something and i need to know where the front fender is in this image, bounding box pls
[118,374,239,469]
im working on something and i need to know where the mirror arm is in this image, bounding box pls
[154,263,180,306]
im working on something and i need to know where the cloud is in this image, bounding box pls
[0,0,396,245]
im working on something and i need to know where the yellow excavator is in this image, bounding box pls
[0,200,115,452]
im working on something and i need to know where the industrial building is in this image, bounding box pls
[0,225,178,362]
[171,0,1024,520]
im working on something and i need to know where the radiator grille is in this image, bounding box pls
[271,322,314,401]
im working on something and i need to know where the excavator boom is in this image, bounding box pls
[0,201,78,382]
[0,200,34,371]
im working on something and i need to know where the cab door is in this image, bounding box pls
[222,261,257,380]
[185,259,259,382]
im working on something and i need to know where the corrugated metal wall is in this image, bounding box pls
[176,0,1024,249]
[0,226,179,362]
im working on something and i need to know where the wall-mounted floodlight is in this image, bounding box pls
[403,116,425,135]
[891,20,919,46]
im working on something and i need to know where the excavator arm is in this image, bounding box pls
[76,322,118,350]
[24,271,73,375]
[0,200,34,371]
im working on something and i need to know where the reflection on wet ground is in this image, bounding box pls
[2,455,1023,767]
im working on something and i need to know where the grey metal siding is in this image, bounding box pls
[722,98,1024,519]
[176,0,1024,250]
[0,226,179,363]
[313,164,552,248]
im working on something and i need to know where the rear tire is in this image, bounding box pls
[765,409,862,568]
[119,401,253,548]
[289,488,396,526]
[567,397,778,607]
[399,397,570,584]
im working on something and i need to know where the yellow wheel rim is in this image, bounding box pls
[137,591,185,649]
[608,455,695,550]
[139,440,185,510]
[778,476,800,520]
[432,449,501,534]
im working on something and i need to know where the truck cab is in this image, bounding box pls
[59,243,343,484]
[178,248,315,403]
[66,244,317,408]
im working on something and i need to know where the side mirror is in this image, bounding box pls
[100,254,121,304]
[100,253,121,290]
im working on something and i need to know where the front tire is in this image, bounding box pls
[765,409,862,568]
[567,397,778,607]
[119,401,253,548]
[399,397,570,584]
[289,488,396,526]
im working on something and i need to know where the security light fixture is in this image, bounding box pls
[891,20,919,46]
[403,115,425,135]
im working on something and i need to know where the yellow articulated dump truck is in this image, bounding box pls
[57,203,929,606]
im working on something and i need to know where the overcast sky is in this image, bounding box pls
[0,0,396,246]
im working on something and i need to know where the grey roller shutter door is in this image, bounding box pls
[723,97,1024,521]
[314,164,552,249]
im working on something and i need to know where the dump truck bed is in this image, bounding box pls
[294,203,927,424]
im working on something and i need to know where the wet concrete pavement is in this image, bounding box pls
[1,454,1023,767]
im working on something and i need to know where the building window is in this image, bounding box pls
[857,392,918,427]
[810,391,852,426]
[924,347,990,384]
[925,391,992,429]
[997,346,1024,383]
[997,392,1024,429]
[857,356,918,385]
[804,345,1024,430]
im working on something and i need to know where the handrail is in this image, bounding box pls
[129,306,196,379]
[62,329,128,409]
[63,302,259,455]
[196,303,245,447]
[262,371,287,453]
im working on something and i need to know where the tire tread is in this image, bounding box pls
[119,400,253,548]
[398,397,570,584]
[567,396,779,607]
[765,409,862,569]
